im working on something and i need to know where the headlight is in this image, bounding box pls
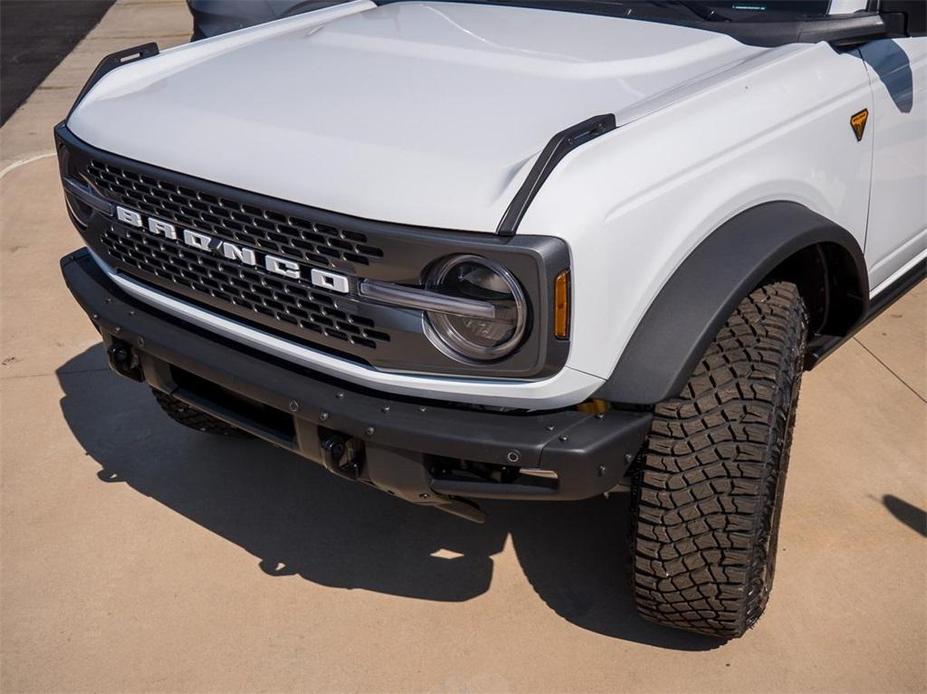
[424,255,528,361]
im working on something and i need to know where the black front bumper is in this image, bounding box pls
[62,250,652,521]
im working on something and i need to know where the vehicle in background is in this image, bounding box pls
[188,0,344,39]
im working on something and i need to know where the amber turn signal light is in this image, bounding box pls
[554,269,570,339]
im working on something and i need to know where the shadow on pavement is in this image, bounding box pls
[57,344,717,651]
[1,0,115,124]
[881,495,927,538]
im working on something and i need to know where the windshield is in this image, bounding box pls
[426,1,839,22]
[375,0,873,47]
[682,2,833,19]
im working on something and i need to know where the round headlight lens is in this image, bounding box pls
[425,255,528,362]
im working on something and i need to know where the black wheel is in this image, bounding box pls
[151,388,252,438]
[630,282,807,639]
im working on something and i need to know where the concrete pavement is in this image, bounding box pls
[0,0,115,124]
[1,2,925,691]
[0,0,191,172]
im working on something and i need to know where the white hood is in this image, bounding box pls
[69,0,766,232]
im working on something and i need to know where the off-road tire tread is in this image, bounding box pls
[151,388,252,438]
[630,282,807,639]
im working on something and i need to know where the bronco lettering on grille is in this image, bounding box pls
[114,205,345,292]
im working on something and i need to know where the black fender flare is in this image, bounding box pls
[595,201,869,405]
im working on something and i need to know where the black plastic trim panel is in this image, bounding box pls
[596,202,869,405]
[497,114,616,236]
[68,43,159,120]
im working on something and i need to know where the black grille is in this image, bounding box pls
[83,160,384,268]
[80,159,393,351]
[100,225,391,350]
[57,122,569,379]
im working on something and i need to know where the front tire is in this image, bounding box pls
[630,282,807,639]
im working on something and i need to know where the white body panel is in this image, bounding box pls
[67,2,927,408]
[68,1,765,232]
[523,41,876,382]
[859,37,927,288]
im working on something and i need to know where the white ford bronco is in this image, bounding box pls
[58,0,925,638]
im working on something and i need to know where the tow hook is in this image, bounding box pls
[320,434,363,480]
[106,339,143,381]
